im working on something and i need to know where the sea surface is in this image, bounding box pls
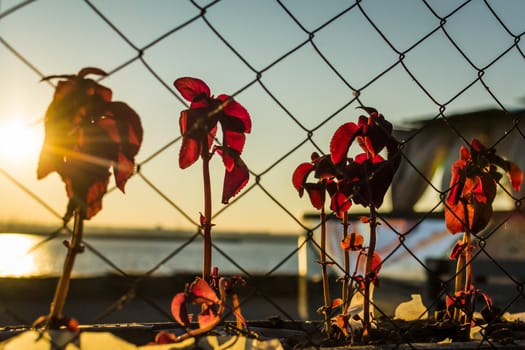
[0,218,457,281]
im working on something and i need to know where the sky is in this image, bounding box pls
[1,0,525,235]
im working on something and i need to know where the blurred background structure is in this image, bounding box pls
[0,0,524,333]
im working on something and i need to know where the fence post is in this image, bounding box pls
[297,234,309,320]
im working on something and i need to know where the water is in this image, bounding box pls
[0,218,458,281]
[0,232,307,277]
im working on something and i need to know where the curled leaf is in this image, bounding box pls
[171,293,190,327]
[449,240,472,260]
[189,278,219,305]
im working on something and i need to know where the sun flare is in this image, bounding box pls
[0,119,42,164]
[0,234,37,277]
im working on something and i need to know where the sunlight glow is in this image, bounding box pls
[0,119,42,164]
[0,234,37,277]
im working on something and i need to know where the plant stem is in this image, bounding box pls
[342,213,350,310]
[47,209,84,325]
[454,200,472,324]
[202,147,212,281]
[363,206,377,341]
[464,231,472,293]
[231,293,243,330]
[320,206,333,336]
[452,231,473,325]
[453,252,465,322]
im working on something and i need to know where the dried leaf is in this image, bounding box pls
[394,294,428,321]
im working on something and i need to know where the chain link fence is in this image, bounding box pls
[1,0,525,347]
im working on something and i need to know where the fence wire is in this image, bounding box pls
[1,0,525,348]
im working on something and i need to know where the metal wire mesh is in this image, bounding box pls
[1,0,525,347]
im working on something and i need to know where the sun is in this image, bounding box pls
[0,234,37,277]
[0,118,43,164]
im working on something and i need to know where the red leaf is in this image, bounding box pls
[371,154,385,164]
[179,137,200,169]
[460,145,471,161]
[330,122,361,164]
[470,138,485,152]
[354,153,368,164]
[223,130,246,155]
[330,192,352,218]
[356,108,392,156]
[368,158,396,208]
[171,293,190,327]
[445,171,495,234]
[292,162,314,196]
[200,213,207,227]
[304,184,324,210]
[477,289,493,311]
[218,94,252,133]
[447,159,466,206]
[114,153,135,193]
[85,177,110,219]
[508,161,523,192]
[37,68,142,220]
[371,251,382,279]
[313,154,337,180]
[222,157,249,204]
[444,199,468,234]
[449,240,467,260]
[179,109,190,136]
[446,292,463,315]
[106,101,143,158]
[356,106,378,118]
[174,77,211,102]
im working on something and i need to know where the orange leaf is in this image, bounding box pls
[198,304,220,329]
[190,278,219,305]
[340,232,364,251]
[331,298,344,309]
[170,293,190,327]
